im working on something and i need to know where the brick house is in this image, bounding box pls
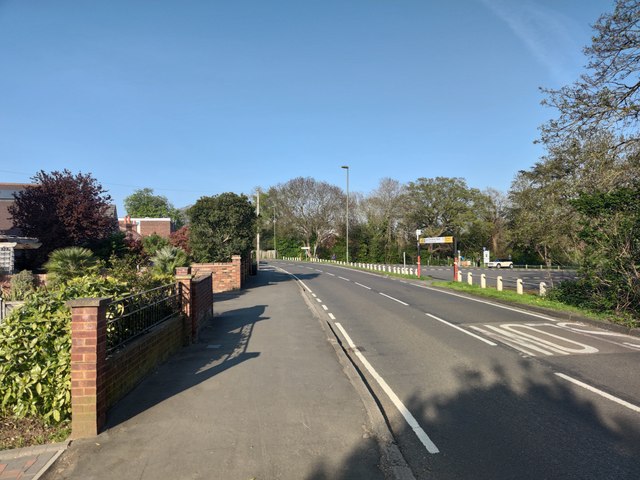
[118,216,173,239]
[0,183,42,273]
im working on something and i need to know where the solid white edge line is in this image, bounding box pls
[334,322,440,454]
[379,292,409,306]
[355,282,372,290]
[275,267,313,294]
[422,286,558,322]
[554,373,640,413]
[426,314,497,346]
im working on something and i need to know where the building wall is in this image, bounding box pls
[118,217,172,238]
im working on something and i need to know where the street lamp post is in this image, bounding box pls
[341,165,349,263]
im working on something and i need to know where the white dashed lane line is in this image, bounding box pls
[555,373,640,413]
[379,292,409,306]
[338,276,351,282]
[355,282,371,290]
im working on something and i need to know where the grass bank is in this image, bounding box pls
[432,280,639,330]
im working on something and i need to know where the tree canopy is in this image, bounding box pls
[124,188,184,227]
[9,170,116,264]
[541,0,640,148]
[188,193,256,262]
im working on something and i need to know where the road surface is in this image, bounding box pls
[269,260,640,480]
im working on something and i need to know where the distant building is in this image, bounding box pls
[0,183,41,273]
[118,216,172,239]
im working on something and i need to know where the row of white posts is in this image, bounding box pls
[461,271,547,297]
[281,257,548,296]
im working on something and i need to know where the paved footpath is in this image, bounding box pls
[39,266,393,480]
[0,442,68,480]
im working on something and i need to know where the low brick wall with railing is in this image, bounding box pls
[192,254,252,293]
[67,271,213,439]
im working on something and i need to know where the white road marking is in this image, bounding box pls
[555,373,640,413]
[379,292,409,306]
[355,282,372,290]
[426,314,497,346]
[422,286,559,322]
[316,298,322,303]
[326,272,336,276]
[314,269,323,272]
[469,324,599,356]
[312,293,317,297]
[334,322,440,454]
[275,267,313,293]
[339,276,351,281]
[322,305,328,311]
[328,313,336,320]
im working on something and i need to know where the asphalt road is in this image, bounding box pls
[269,260,640,480]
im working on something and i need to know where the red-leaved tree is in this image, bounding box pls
[9,170,116,264]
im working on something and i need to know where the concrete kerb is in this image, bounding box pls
[0,440,70,480]
[296,281,417,480]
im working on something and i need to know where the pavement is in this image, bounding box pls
[17,266,408,480]
[0,442,69,480]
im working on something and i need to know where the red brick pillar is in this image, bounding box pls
[67,297,110,438]
[232,255,241,289]
[176,267,194,344]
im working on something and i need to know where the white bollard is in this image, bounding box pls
[539,282,547,296]
[457,271,462,282]
[467,272,473,285]
[481,274,486,289]
[497,276,503,291]
[517,279,523,295]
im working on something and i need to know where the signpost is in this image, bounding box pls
[416,235,456,279]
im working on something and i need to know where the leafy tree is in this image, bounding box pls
[541,0,640,148]
[150,246,189,277]
[124,188,184,227]
[188,193,256,262]
[403,177,481,260]
[9,170,116,264]
[141,233,170,257]
[45,247,100,284]
[268,177,344,257]
[169,225,190,254]
[360,178,406,263]
[571,186,640,317]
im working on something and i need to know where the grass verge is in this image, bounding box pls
[431,280,638,329]
[0,416,70,451]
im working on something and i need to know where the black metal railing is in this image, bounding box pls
[106,283,181,354]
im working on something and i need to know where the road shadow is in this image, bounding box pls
[389,360,640,479]
[105,302,268,428]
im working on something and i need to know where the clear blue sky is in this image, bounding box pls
[0,0,612,215]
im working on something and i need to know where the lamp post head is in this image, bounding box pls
[341,165,349,170]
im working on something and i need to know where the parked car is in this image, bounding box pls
[487,259,513,269]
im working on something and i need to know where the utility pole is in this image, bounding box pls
[256,189,260,270]
[273,210,277,260]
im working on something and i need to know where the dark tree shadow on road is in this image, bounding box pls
[385,360,640,480]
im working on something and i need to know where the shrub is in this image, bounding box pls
[150,246,189,277]
[8,270,36,301]
[44,247,99,285]
[0,275,130,424]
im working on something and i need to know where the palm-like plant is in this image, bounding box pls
[150,246,189,277]
[45,247,99,283]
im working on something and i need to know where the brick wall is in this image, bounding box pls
[67,273,215,438]
[104,314,183,409]
[192,255,243,293]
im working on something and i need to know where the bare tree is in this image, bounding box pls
[268,177,343,257]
